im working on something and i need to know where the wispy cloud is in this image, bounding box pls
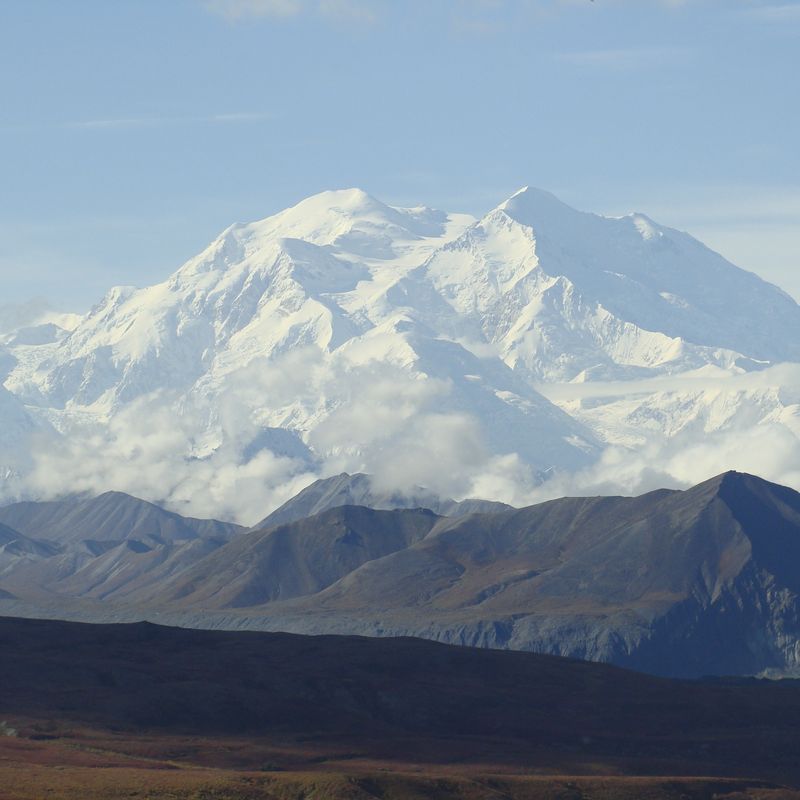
[556,45,688,68]
[0,112,276,134]
[744,3,800,22]
[448,1,704,37]
[204,0,698,33]
[203,0,379,23]
[318,0,378,24]
[555,0,692,5]
[203,0,303,19]
[209,111,277,123]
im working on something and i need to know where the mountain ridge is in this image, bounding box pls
[0,490,244,544]
[2,470,800,678]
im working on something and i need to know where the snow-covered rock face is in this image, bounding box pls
[425,187,799,381]
[2,186,799,521]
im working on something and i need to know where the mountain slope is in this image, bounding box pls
[499,188,800,365]
[157,505,440,608]
[0,521,61,578]
[423,187,800,381]
[83,471,796,678]
[0,491,243,545]
[262,472,799,676]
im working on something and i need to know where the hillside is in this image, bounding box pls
[1,615,800,792]
[2,472,800,678]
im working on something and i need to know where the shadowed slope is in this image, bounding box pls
[2,616,800,788]
[161,505,440,608]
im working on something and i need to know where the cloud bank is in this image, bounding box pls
[3,350,797,525]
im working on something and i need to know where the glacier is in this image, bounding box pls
[1,186,799,523]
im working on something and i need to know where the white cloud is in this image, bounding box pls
[454,0,698,30]
[7,343,800,524]
[529,363,800,503]
[529,421,800,504]
[9,357,800,522]
[537,363,800,402]
[19,391,314,525]
[9,344,544,521]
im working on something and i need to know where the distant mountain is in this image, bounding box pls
[424,187,800,378]
[0,491,244,545]
[3,616,800,786]
[235,471,798,678]
[253,472,512,530]
[3,187,798,514]
[2,472,800,678]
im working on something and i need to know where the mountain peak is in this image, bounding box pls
[291,187,383,212]
[689,470,763,497]
[238,186,455,253]
[689,472,800,525]
[497,185,579,226]
[271,187,398,225]
[701,470,772,492]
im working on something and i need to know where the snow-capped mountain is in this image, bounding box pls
[2,187,799,521]
[425,187,800,381]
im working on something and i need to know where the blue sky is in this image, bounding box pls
[1,0,798,308]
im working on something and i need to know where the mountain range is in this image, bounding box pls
[2,470,800,679]
[0,187,798,519]
[3,615,800,793]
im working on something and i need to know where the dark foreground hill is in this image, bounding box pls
[1,614,800,796]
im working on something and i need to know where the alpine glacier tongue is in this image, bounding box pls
[1,186,799,521]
